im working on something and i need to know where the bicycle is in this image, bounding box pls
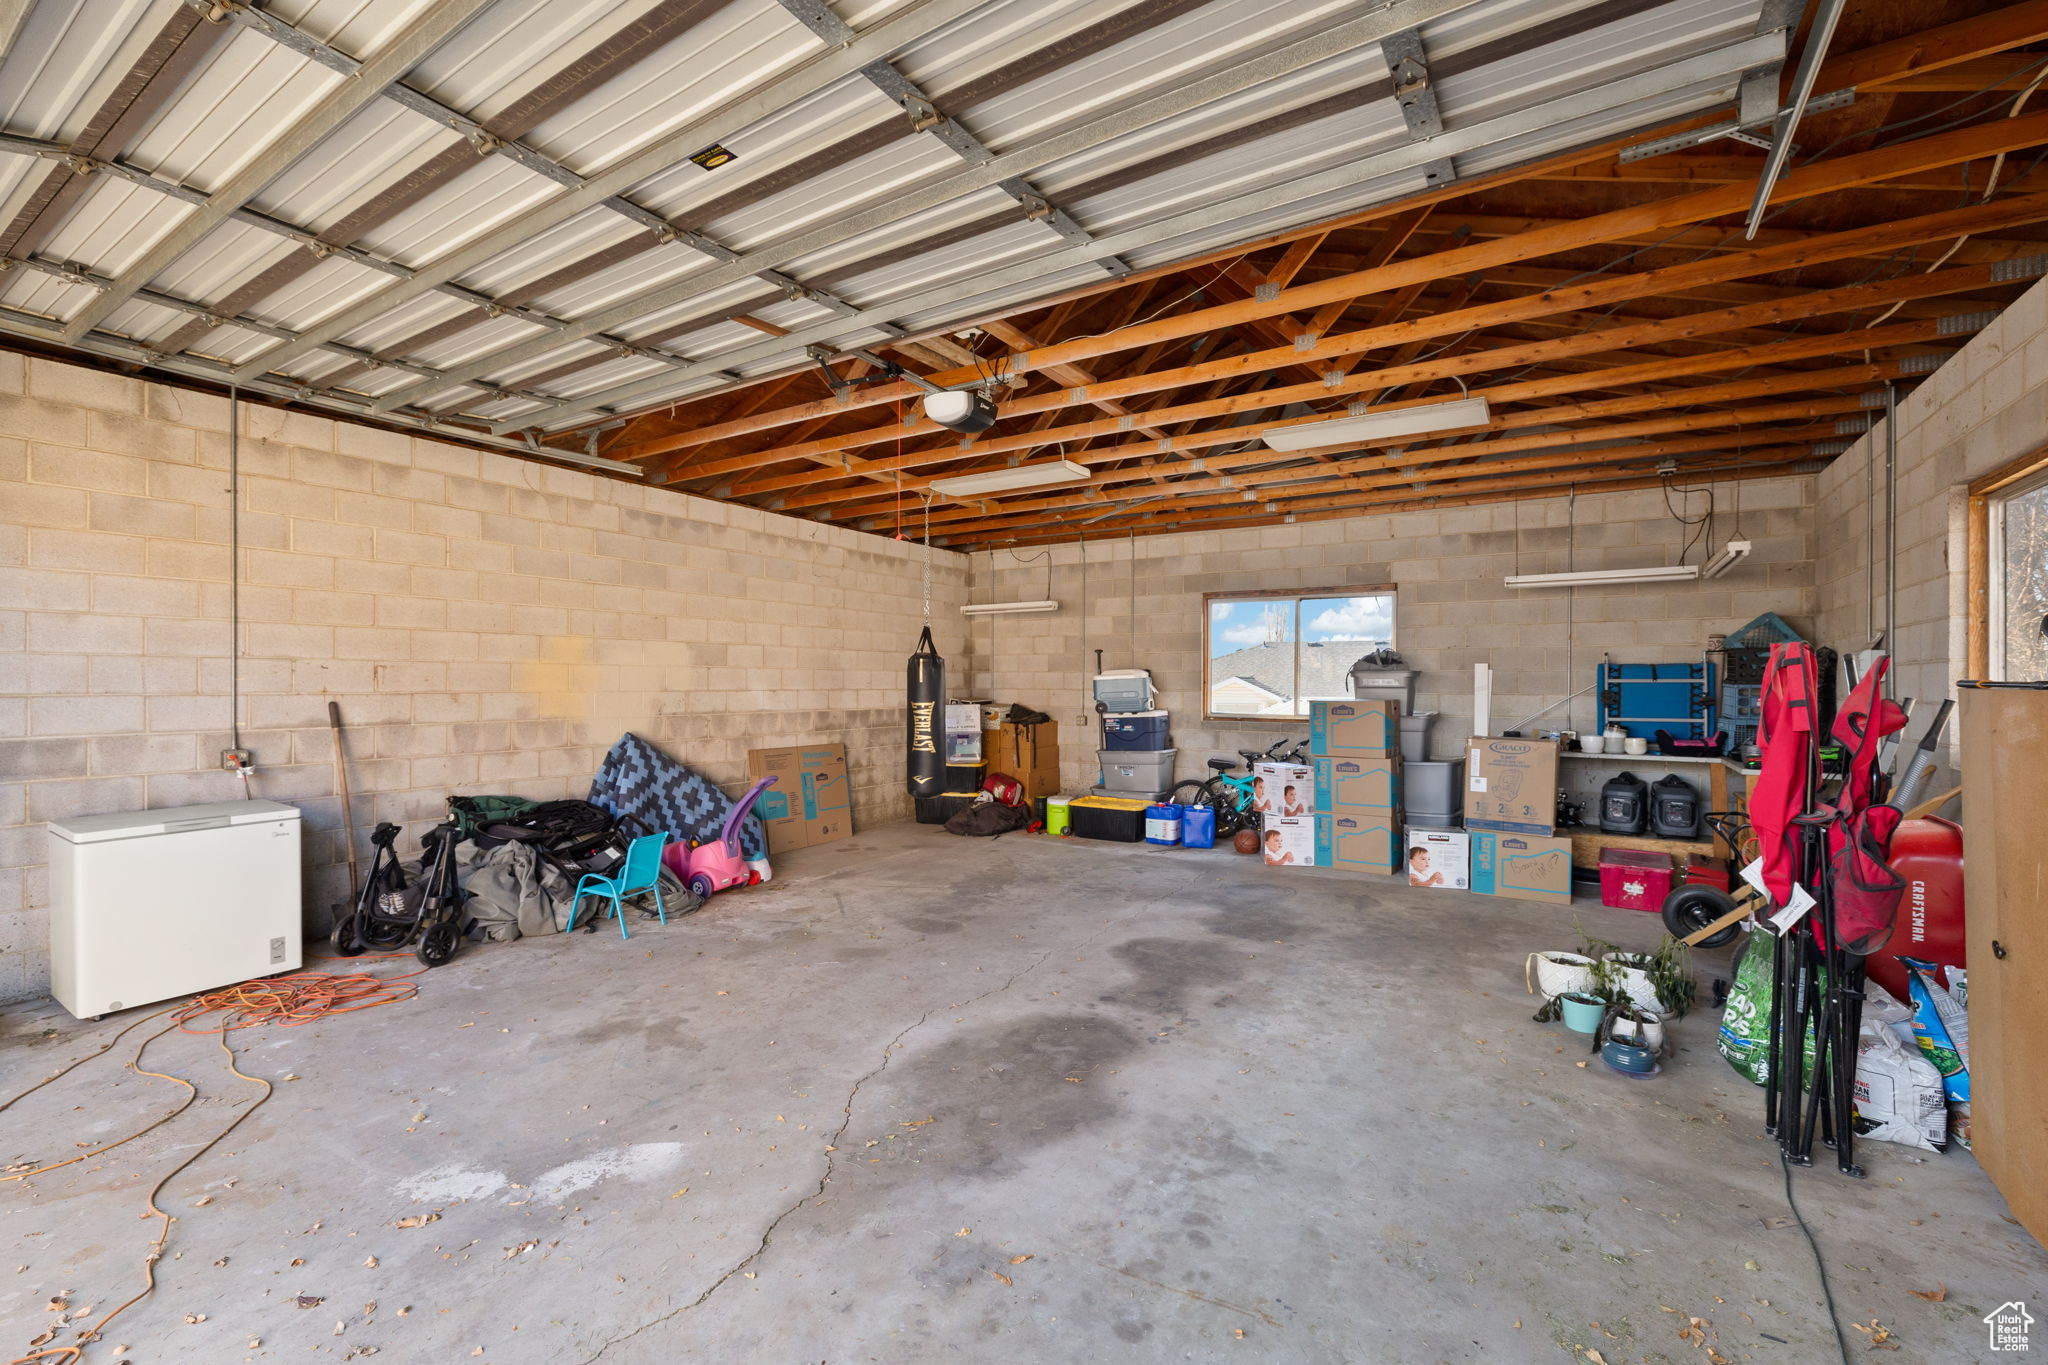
[1166,737,1309,836]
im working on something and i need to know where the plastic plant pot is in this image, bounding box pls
[1559,991,1608,1033]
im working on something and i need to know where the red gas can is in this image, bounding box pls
[1599,848,1675,912]
[1865,816,1965,1002]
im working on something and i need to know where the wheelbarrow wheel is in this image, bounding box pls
[1662,883,1741,948]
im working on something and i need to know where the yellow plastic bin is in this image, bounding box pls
[1045,795,1072,837]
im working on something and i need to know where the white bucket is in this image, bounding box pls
[1608,1009,1665,1052]
[1610,954,1665,1013]
[1525,951,1597,999]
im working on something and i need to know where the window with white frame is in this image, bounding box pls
[1989,467,2048,682]
[1203,588,1396,720]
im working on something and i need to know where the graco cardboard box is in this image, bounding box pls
[1403,827,1470,889]
[1313,754,1401,811]
[1309,699,1401,756]
[1253,761,1315,817]
[1470,831,1575,905]
[1463,736,1560,835]
[1260,814,1315,868]
[746,743,852,854]
[1314,812,1400,875]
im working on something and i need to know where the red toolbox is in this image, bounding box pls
[1599,848,1675,912]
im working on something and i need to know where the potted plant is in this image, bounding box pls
[1572,923,1697,1018]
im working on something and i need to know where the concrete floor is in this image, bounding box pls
[4,821,2043,1364]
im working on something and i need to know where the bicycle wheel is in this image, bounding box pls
[1165,780,1213,809]
[1203,779,1251,836]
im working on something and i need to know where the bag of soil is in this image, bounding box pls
[1853,1015,1947,1152]
[1716,929,1816,1086]
[1903,957,1970,1102]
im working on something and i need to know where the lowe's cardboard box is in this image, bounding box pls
[1403,827,1469,889]
[746,744,851,854]
[1313,754,1400,811]
[1464,736,1559,835]
[1309,699,1401,756]
[1314,811,1400,875]
[1260,814,1315,868]
[1470,830,1575,905]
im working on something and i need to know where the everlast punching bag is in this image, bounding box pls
[906,625,944,796]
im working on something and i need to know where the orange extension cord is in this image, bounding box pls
[4,956,422,1363]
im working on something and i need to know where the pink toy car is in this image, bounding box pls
[663,776,777,899]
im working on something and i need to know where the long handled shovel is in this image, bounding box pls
[329,700,360,901]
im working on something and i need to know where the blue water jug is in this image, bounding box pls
[1181,804,1215,849]
[1144,803,1182,846]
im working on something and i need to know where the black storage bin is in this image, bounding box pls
[943,761,987,795]
[1599,771,1648,835]
[1650,774,1701,839]
[1069,796,1149,842]
[915,794,979,825]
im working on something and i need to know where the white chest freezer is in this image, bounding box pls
[48,799,303,1019]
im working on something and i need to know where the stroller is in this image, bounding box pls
[330,809,468,967]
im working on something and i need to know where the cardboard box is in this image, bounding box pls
[1315,811,1400,874]
[1253,761,1315,817]
[1403,827,1470,889]
[1470,831,1575,905]
[1017,768,1064,803]
[1260,814,1315,868]
[1313,754,1401,811]
[746,743,853,854]
[987,719,1058,776]
[1309,699,1401,756]
[1464,736,1559,835]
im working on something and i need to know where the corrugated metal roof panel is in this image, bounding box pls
[0,0,1789,450]
[950,0,1360,150]
[0,0,167,144]
[116,26,343,189]
[519,0,816,176]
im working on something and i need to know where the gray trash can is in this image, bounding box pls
[1400,712,1436,763]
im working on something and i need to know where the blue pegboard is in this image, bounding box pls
[1596,661,1718,741]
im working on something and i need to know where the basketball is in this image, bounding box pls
[1232,828,1261,855]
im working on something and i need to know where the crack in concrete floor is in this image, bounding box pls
[575,913,1133,1363]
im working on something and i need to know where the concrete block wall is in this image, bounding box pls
[0,356,970,1001]
[1814,273,2048,784]
[966,477,1815,796]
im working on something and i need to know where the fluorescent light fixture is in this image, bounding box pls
[923,389,997,433]
[1506,564,1703,589]
[1507,539,1752,588]
[929,459,1090,497]
[1701,539,1752,579]
[1261,395,1491,451]
[961,600,1059,616]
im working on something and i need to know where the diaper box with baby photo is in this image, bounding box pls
[1252,761,1315,817]
[1403,827,1470,890]
[1260,814,1315,867]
